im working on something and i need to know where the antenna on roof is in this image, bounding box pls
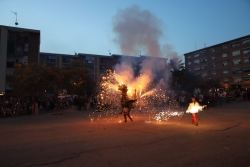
[109,50,111,55]
[195,42,197,50]
[74,51,77,56]
[11,11,18,26]
[204,43,206,48]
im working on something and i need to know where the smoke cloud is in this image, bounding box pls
[112,5,182,92]
[112,5,163,56]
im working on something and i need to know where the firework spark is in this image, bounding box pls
[92,70,184,123]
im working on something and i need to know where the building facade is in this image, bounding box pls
[184,35,250,89]
[0,25,40,95]
[39,53,167,83]
[39,52,120,82]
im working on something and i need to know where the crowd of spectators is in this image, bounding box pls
[0,95,97,118]
[178,89,250,109]
[1,89,249,118]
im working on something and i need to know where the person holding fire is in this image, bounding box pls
[186,96,201,126]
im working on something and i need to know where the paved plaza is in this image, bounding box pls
[1,102,250,167]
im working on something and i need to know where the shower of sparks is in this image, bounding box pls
[92,70,184,123]
[154,111,184,122]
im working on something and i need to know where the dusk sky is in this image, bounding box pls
[0,0,249,59]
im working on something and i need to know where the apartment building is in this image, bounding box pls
[39,52,119,82]
[0,25,40,95]
[184,35,250,89]
[39,53,167,83]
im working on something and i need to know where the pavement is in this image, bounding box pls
[0,102,250,167]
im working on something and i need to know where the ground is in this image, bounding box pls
[0,102,250,167]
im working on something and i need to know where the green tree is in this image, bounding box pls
[6,61,95,113]
[168,58,185,90]
[66,61,96,95]
[6,63,46,99]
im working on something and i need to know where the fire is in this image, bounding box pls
[93,70,184,123]
[186,105,206,113]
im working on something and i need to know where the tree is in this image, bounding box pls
[6,63,46,99]
[6,61,95,113]
[168,59,185,90]
[66,61,96,95]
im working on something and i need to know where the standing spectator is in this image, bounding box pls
[85,96,90,110]
[35,101,39,115]
[235,90,241,102]
[78,97,82,111]
[32,102,35,115]
[218,91,224,105]
[179,93,186,110]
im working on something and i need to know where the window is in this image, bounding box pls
[222,45,227,49]
[200,50,206,54]
[222,61,228,66]
[231,42,240,47]
[100,58,108,63]
[194,53,199,57]
[244,76,250,81]
[90,71,95,78]
[100,65,107,70]
[7,42,15,54]
[211,56,215,60]
[194,66,200,71]
[232,68,241,74]
[222,53,227,58]
[243,48,250,54]
[86,63,94,70]
[233,77,242,83]
[194,73,200,76]
[8,32,17,41]
[201,66,207,70]
[243,57,250,63]
[223,70,228,74]
[223,78,229,83]
[210,48,215,52]
[211,63,216,67]
[194,59,200,64]
[16,45,23,54]
[188,61,191,65]
[232,59,241,65]
[46,56,56,63]
[243,66,250,72]
[86,56,94,61]
[242,39,250,45]
[212,71,216,75]
[24,44,29,52]
[62,57,72,64]
[202,73,207,77]
[200,58,207,63]
[20,56,28,64]
[187,55,191,58]
[232,50,240,56]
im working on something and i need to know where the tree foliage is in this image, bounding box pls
[6,61,95,97]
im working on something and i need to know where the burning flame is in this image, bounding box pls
[92,70,185,123]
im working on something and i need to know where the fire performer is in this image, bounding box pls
[122,100,137,122]
[186,96,200,126]
[118,84,137,122]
